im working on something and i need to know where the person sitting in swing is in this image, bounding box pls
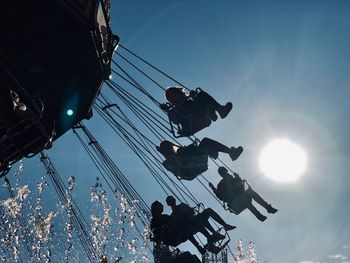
[150,200,206,254]
[166,196,235,245]
[160,86,233,136]
[157,138,243,180]
[209,167,278,222]
[150,200,233,255]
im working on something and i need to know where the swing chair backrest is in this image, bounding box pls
[215,232,231,253]
[165,88,211,137]
[164,154,208,181]
[151,217,197,247]
[160,224,193,247]
[151,223,180,246]
[224,180,252,215]
[171,203,204,243]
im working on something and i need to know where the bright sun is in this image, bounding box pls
[259,138,307,182]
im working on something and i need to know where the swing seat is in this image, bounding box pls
[223,181,252,215]
[177,117,211,137]
[226,192,252,215]
[204,238,230,255]
[163,155,208,180]
[164,88,213,137]
[167,105,211,138]
[152,203,228,249]
[152,223,199,247]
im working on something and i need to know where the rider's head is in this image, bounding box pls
[165,195,176,207]
[218,167,229,178]
[151,201,163,217]
[165,86,187,104]
[157,141,178,157]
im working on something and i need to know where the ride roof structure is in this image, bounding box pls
[1,0,118,173]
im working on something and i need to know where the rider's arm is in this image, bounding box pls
[233,172,242,180]
[209,182,220,196]
[160,103,170,112]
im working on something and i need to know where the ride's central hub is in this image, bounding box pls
[0,0,118,175]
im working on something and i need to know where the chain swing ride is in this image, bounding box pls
[0,1,275,262]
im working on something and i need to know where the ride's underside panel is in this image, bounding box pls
[0,0,117,172]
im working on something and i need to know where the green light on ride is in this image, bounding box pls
[66,109,74,116]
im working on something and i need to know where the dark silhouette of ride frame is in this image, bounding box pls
[0,0,119,176]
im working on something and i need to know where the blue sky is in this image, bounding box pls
[1,1,350,262]
[109,1,350,262]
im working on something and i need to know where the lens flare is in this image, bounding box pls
[66,109,74,116]
[259,138,307,182]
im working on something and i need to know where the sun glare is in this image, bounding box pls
[259,138,307,182]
